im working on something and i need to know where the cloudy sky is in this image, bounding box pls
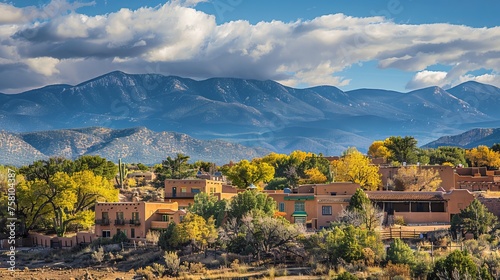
[1,0,500,93]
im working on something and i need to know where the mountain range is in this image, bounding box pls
[2,71,500,164]
[423,128,500,149]
[0,127,269,166]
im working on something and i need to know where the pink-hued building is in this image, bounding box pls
[267,182,475,229]
[164,179,238,209]
[94,201,185,240]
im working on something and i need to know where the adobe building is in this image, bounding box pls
[367,189,474,225]
[268,182,475,230]
[454,167,500,191]
[378,165,455,191]
[94,201,185,240]
[164,179,238,209]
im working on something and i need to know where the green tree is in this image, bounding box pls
[429,250,479,280]
[451,199,497,238]
[228,190,276,222]
[136,163,149,171]
[386,238,416,267]
[188,193,227,227]
[348,188,371,211]
[426,146,467,166]
[159,223,183,250]
[331,148,381,190]
[342,188,383,231]
[159,153,195,179]
[73,155,118,180]
[384,136,419,164]
[492,143,500,153]
[265,177,289,190]
[19,157,75,184]
[225,159,275,189]
[306,224,384,265]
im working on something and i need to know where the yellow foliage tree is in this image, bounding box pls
[17,170,118,236]
[178,213,217,252]
[368,140,392,160]
[391,166,442,191]
[304,167,328,184]
[331,148,381,190]
[466,145,500,169]
[226,160,275,189]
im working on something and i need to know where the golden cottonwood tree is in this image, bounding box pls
[391,166,442,191]
[466,145,500,169]
[368,140,392,160]
[17,170,118,236]
[331,148,381,190]
[178,213,218,253]
[226,160,275,189]
[303,167,328,184]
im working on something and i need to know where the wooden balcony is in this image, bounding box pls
[151,221,170,229]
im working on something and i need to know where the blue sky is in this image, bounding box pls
[1,0,500,93]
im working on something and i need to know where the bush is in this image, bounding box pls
[164,251,181,276]
[386,239,416,267]
[394,216,406,226]
[111,231,129,243]
[429,250,478,280]
[91,247,104,264]
[135,266,155,280]
[385,262,411,278]
[335,271,358,280]
[152,262,166,277]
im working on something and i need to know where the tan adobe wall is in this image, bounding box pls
[443,189,474,214]
[394,212,450,224]
[314,182,360,195]
[316,196,351,229]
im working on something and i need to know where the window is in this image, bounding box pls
[294,201,305,212]
[322,206,332,215]
[131,228,135,238]
[181,187,187,193]
[294,217,306,224]
[102,230,111,238]
[192,188,201,194]
[116,212,124,220]
[102,212,109,220]
[121,229,127,237]
[162,215,169,222]
[132,212,139,221]
[279,202,285,212]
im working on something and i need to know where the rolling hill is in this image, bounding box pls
[1,71,500,158]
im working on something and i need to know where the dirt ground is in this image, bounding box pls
[0,268,134,280]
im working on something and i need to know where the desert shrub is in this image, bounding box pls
[311,262,328,275]
[412,251,433,279]
[152,262,166,276]
[394,216,406,226]
[135,266,155,280]
[91,247,104,264]
[429,250,478,280]
[335,271,358,280]
[164,251,181,276]
[385,262,411,278]
[362,247,376,266]
[189,262,206,274]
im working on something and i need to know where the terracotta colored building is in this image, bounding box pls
[268,182,475,229]
[454,167,500,191]
[164,179,237,209]
[94,201,185,240]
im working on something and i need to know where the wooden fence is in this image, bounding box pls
[379,227,450,240]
